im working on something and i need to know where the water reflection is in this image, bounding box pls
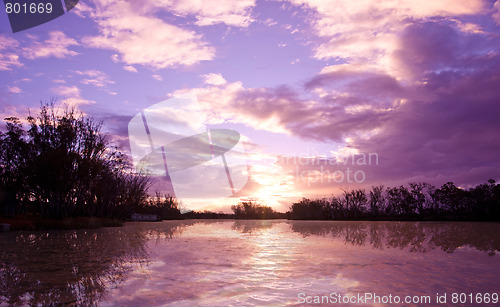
[0,222,187,306]
[1,220,499,306]
[231,220,275,234]
[288,221,500,255]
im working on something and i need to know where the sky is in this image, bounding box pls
[1,0,500,212]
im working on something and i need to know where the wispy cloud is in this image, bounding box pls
[493,0,500,24]
[51,85,95,106]
[152,74,163,81]
[123,65,138,73]
[75,70,115,89]
[80,0,215,70]
[164,0,256,27]
[0,35,22,71]
[7,86,22,94]
[201,73,227,86]
[22,31,79,60]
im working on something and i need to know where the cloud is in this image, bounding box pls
[173,80,302,134]
[229,75,499,192]
[7,86,22,94]
[267,20,500,188]
[22,31,79,60]
[0,35,22,71]
[201,73,227,86]
[455,21,485,34]
[230,85,389,144]
[263,18,278,27]
[172,80,243,123]
[230,86,323,135]
[75,70,115,88]
[80,0,215,69]
[175,72,390,138]
[287,0,488,80]
[164,0,256,27]
[152,74,163,81]
[123,65,138,73]
[493,0,500,24]
[351,61,500,187]
[51,85,95,106]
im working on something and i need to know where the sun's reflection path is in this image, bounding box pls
[165,221,357,307]
[241,225,297,300]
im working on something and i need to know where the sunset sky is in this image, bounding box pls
[1,0,500,212]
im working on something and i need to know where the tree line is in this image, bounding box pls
[288,180,500,221]
[231,201,287,219]
[135,192,181,220]
[0,103,150,219]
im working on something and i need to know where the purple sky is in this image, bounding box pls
[1,0,500,212]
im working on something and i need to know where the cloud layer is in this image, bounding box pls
[178,9,500,192]
[77,0,240,69]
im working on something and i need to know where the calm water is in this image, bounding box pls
[1,220,499,306]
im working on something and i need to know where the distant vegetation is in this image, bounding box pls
[288,180,500,221]
[135,193,181,220]
[0,103,150,221]
[231,201,287,219]
[182,210,234,219]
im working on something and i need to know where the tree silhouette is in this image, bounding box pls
[231,201,285,219]
[287,180,499,221]
[0,102,150,219]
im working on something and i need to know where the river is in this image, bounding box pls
[1,220,499,306]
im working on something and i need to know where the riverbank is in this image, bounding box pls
[0,215,123,231]
[2,213,498,232]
